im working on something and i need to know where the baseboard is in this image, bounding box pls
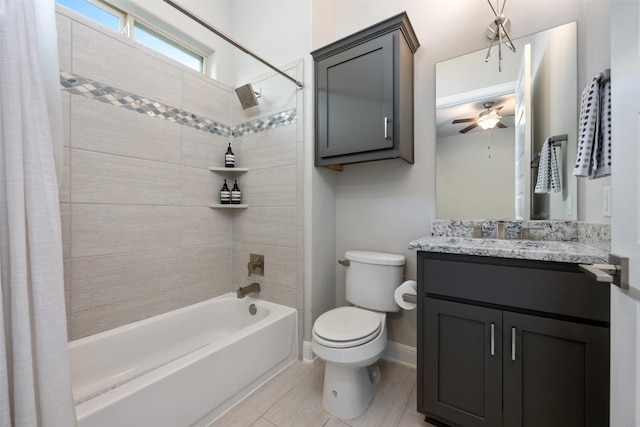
[382,341,416,369]
[302,340,316,364]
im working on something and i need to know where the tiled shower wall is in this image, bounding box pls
[57,7,303,341]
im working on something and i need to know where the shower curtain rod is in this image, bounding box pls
[162,0,303,89]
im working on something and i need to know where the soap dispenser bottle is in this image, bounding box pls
[220,179,231,204]
[224,142,235,168]
[231,179,242,204]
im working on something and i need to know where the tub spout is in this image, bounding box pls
[237,282,260,298]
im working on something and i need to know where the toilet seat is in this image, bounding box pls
[313,307,382,349]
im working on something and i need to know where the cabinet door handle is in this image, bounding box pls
[511,327,516,361]
[384,117,390,140]
[490,323,495,356]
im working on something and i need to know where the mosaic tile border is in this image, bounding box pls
[232,109,296,137]
[59,71,296,138]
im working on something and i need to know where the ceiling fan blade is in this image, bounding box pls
[452,118,476,124]
[460,123,478,133]
[496,122,507,128]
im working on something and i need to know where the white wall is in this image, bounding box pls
[330,0,609,347]
[437,129,515,219]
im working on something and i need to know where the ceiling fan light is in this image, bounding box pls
[477,112,502,129]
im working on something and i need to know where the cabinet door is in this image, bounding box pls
[503,312,609,427]
[316,32,394,160]
[423,298,503,427]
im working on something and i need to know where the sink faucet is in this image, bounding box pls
[237,282,261,298]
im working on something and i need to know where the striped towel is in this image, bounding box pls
[535,138,561,193]
[574,72,611,178]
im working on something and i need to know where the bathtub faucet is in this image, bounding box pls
[237,282,261,298]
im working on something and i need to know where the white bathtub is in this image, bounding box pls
[69,293,297,427]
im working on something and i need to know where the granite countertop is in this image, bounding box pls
[409,236,609,264]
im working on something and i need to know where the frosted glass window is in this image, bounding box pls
[134,23,204,73]
[56,0,120,32]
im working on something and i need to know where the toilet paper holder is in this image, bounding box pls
[402,293,417,304]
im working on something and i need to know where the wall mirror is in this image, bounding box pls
[435,22,577,220]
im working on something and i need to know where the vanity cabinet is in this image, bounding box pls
[311,12,419,168]
[417,252,610,427]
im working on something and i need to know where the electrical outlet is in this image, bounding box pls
[603,186,611,217]
[566,194,572,216]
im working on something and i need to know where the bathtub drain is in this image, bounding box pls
[249,304,257,315]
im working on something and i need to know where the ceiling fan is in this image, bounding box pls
[452,101,507,133]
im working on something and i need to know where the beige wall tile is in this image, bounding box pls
[240,125,297,170]
[232,243,296,290]
[250,418,277,427]
[60,147,70,203]
[71,95,181,164]
[183,73,232,124]
[182,166,217,207]
[182,126,229,169]
[69,290,183,340]
[233,207,296,247]
[182,207,232,246]
[70,248,182,312]
[61,91,70,147]
[182,243,232,288]
[73,22,182,107]
[56,13,72,72]
[242,165,296,207]
[71,204,182,257]
[60,203,70,259]
[71,150,182,205]
[248,281,297,309]
[180,281,229,307]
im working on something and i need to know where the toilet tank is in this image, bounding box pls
[344,250,405,312]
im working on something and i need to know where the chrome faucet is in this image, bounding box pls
[237,282,260,298]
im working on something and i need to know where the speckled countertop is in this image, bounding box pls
[409,236,609,264]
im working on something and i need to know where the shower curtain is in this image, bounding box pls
[0,0,76,425]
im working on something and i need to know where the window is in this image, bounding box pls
[56,0,207,74]
[56,0,122,32]
[134,23,204,73]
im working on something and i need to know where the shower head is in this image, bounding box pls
[235,83,260,109]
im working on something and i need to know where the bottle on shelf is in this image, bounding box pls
[225,142,235,168]
[231,179,242,204]
[220,179,231,204]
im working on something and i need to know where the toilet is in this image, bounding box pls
[312,250,405,420]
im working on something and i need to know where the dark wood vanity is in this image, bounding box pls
[417,251,610,427]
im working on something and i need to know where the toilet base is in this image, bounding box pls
[321,363,381,419]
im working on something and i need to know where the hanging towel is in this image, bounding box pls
[535,138,562,193]
[574,73,602,177]
[594,78,612,178]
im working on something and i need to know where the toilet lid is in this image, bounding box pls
[313,307,381,348]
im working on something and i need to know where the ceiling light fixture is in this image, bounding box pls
[485,0,516,72]
[477,111,502,129]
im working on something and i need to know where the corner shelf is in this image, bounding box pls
[208,204,248,209]
[209,167,249,173]
[209,167,249,208]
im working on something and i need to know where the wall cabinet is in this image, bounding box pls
[311,12,419,168]
[417,252,610,427]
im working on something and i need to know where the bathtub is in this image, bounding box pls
[69,293,297,427]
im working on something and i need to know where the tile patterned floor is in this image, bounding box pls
[211,360,437,427]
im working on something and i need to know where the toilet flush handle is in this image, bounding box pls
[338,259,350,267]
